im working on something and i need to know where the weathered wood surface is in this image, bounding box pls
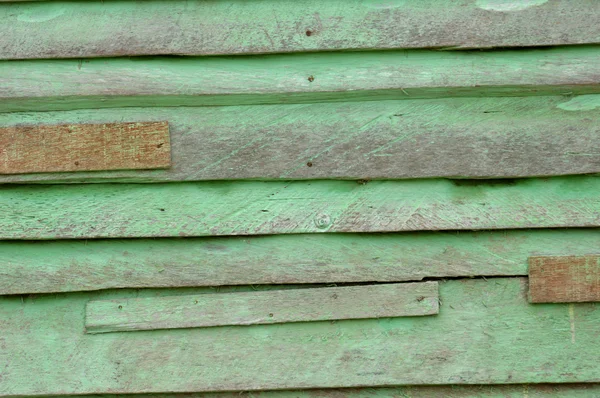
[86,283,439,334]
[2,47,599,113]
[529,256,600,303]
[4,229,600,295]
[29,384,600,398]
[2,176,600,240]
[2,279,600,395]
[1,0,599,60]
[0,121,170,175]
[1,96,598,182]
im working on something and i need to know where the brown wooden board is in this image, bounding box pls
[0,121,170,174]
[529,255,600,303]
[85,282,439,334]
[0,0,599,59]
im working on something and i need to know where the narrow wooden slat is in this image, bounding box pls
[3,279,600,395]
[86,283,438,334]
[3,229,600,295]
[0,121,170,174]
[0,0,598,59]
[2,176,600,240]
[1,47,599,113]
[1,96,598,182]
[529,256,600,303]
[23,385,600,398]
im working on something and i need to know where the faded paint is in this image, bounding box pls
[557,95,600,111]
[476,0,548,12]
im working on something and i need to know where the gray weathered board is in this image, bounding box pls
[85,283,439,333]
[1,0,598,59]
[1,47,599,113]
[0,95,599,183]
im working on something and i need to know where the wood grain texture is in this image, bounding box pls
[1,96,599,182]
[2,47,599,113]
[3,279,600,395]
[0,121,170,174]
[86,283,439,334]
[3,229,600,295]
[529,256,600,303]
[2,176,600,240]
[22,384,600,398]
[1,0,599,60]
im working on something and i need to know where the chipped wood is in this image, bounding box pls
[0,0,598,59]
[529,255,600,303]
[0,122,170,174]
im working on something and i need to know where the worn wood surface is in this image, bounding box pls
[529,256,600,303]
[4,229,600,295]
[1,0,599,60]
[0,121,170,175]
[2,47,599,113]
[86,283,438,334]
[27,384,600,398]
[2,176,600,240]
[2,279,600,395]
[1,96,598,182]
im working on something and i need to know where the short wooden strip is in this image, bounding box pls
[20,384,600,398]
[1,47,599,113]
[4,279,600,395]
[0,122,170,174]
[4,229,600,295]
[1,0,598,59]
[86,282,438,334]
[2,176,600,239]
[0,96,598,182]
[529,256,600,303]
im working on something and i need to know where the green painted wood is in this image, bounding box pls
[86,282,439,334]
[1,0,598,60]
[1,176,600,240]
[3,229,600,295]
[1,96,599,182]
[28,384,600,398]
[2,47,599,113]
[2,279,600,395]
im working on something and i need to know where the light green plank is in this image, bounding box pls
[85,282,439,334]
[28,384,600,398]
[2,279,600,395]
[3,229,600,295]
[1,47,599,112]
[1,96,599,182]
[1,176,600,239]
[0,0,598,60]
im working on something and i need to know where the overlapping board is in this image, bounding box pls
[1,0,598,59]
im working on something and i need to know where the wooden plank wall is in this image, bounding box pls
[1,0,600,396]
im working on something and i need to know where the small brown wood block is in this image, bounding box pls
[0,121,170,174]
[528,255,600,303]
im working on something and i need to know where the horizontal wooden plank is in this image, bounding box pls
[26,385,600,398]
[1,0,598,60]
[529,256,600,303]
[0,121,170,174]
[1,47,599,113]
[1,176,600,240]
[86,283,438,334]
[4,229,600,295]
[1,96,598,182]
[3,279,600,395]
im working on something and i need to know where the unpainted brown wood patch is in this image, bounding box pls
[528,255,600,303]
[0,121,171,174]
